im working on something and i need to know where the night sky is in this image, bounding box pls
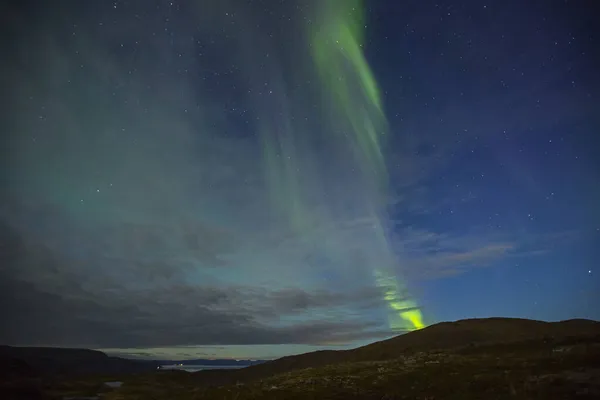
[1,0,598,361]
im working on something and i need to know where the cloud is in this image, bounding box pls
[0,219,390,349]
[387,225,583,281]
[0,280,386,349]
[404,242,515,280]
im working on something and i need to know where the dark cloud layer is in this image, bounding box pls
[0,220,388,348]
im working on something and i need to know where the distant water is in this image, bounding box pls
[159,364,246,372]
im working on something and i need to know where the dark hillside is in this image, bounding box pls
[201,317,600,385]
[0,346,158,377]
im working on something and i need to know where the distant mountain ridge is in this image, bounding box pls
[0,345,159,377]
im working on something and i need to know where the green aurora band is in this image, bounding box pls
[310,0,424,331]
[205,0,425,332]
[252,0,423,332]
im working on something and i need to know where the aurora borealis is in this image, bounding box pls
[1,0,598,360]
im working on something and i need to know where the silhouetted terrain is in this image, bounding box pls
[2,317,600,399]
[189,317,600,385]
[0,346,159,377]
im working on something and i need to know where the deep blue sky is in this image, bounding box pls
[1,0,598,360]
[365,0,599,323]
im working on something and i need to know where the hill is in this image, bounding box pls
[201,317,600,384]
[0,345,159,378]
[352,317,600,360]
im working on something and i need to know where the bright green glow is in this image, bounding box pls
[310,0,424,331]
[311,0,387,187]
[374,270,425,330]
